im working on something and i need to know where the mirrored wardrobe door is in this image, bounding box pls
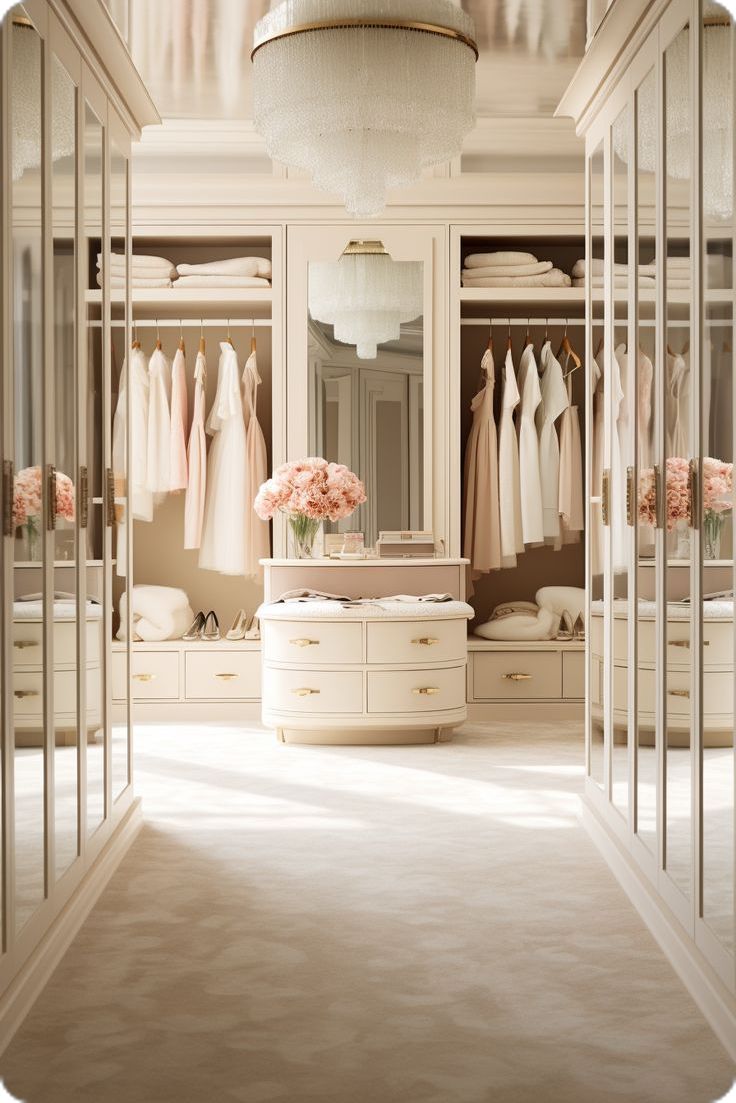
[611,102,632,820]
[700,0,735,956]
[82,92,106,838]
[50,46,80,882]
[588,138,606,791]
[10,7,47,934]
[109,128,130,804]
[663,19,693,902]
[634,65,658,857]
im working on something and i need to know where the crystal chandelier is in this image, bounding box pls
[309,241,423,359]
[252,0,478,217]
[12,20,75,182]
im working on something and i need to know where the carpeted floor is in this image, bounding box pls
[2,721,734,1103]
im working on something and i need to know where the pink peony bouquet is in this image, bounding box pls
[639,456,733,557]
[702,457,733,516]
[255,457,366,557]
[13,465,75,528]
[639,457,690,530]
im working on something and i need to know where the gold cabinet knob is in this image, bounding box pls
[13,640,38,650]
[668,688,690,699]
[14,689,40,699]
[133,673,156,682]
[215,672,239,681]
[502,672,532,681]
[412,686,440,695]
[412,637,440,646]
[289,638,320,647]
[292,687,320,696]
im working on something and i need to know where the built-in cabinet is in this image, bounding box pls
[0,0,156,1035]
[559,0,736,1051]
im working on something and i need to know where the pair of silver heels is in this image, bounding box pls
[558,611,585,641]
[226,609,259,640]
[183,610,220,641]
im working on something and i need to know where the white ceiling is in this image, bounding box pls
[116,0,587,123]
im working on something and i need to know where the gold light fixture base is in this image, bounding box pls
[252,18,478,61]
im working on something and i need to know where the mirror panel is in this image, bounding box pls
[51,53,79,879]
[635,67,658,854]
[84,101,105,837]
[589,139,605,789]
[11,11,46,931]
[663,27,693,899]
[701,1,735,953]
[308,245,424,549]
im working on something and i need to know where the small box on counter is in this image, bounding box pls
[376,531,436,558]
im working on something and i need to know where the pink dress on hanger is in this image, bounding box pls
[242,347,270,579]
[184,348,207,550]
[169,345,188,492]
[463,346,501,577]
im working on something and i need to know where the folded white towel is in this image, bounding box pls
[116,585,194,642]
[173,274,271,288]
[571,258,639,278]
[464,251,538,269]
[176,256,272,278]
[463,269,571,288]
[474,607,560,641]
[105,264,177,280]
[100,252,176,274]
[98,274,173,289]
[462,260,552,279]
[572,275,656,288]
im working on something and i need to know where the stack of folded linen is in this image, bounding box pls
[174,256,272,288]
[97,252,176,288]
[571,258,655,287]
[462,251,572,288]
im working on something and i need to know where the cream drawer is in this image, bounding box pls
[185,650,261,700]
[366,618,467,665]
[113,650,179,700]
[605,618,733,667]
[473,651,562,700]
[264,620,363,665]
[12,618,102,668]
[563,652,585,699]
[619,668,734,722]
[12,668,101,723]
[367,665,466,714]
[263,666,363,714]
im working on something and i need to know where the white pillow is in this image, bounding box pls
[474,607,560,641]
[536,586,585,624]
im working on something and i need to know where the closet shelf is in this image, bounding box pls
[459,287,585,305]
[467,638,584,652]
[85,288,273,308]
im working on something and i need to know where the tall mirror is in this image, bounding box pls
[307,241,424,549]
[11,8,46,931]
[588,140,605,790]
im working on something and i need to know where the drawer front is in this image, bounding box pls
[264,620,363,665]
[112,650,179,700]
[615,618,733,667]
[563,652,585,699]
[13,619,102,669]
[11,669,99,722]
[263,666,363,714]
[367,666,466,715]
[473,651,562,700]
[185,651,261,700]
[366,618,467,665]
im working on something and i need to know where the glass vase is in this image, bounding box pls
[17,518,41,562]
[674,519,690,560]
[703,512,725,561]
[288,514,321,559]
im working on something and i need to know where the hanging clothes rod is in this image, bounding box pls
[95,318,273,329]
[460,317,585,328]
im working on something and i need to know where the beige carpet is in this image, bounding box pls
[2,721,734,1103]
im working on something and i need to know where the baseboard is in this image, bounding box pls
[582,800,736,1063]
[0,800,143,1057]
[466,702,584,724]
[132,702,263,723]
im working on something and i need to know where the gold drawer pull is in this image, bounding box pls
[669,639,709,649]
[412,637,440,646]
[14,689,40,699]
[626,466,635,527]
[292,687,320,697]
[215,672,239,681]
[14,640,38,650]
[601,468,611,527]
[133,673,156,683]
[668,688,690,699]
[289,638,320,647]
[502,672,532,681]
[413,686,440,695]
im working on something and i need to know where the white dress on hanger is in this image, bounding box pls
[558,352,584,543]
[637,347,654,471]
[146,346,172,498]
[199,342,248,575]
[169,345,188,492]
[516,343,545,546]
[184,349,207,550]
[242,348,270,579]
[112,345,152,524]
[591,347,605,576]
[667,349,690,459]
[611,345,627,574]
[536,340,569,545]
[498,347,524,568]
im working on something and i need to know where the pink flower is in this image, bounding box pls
[13,466,75,529]
[253,458,366,523]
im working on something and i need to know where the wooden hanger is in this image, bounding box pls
[250,318,257,355]
[524,318,533,347]
[154,319,162,351]
[506,319,512,352]
[178,319,185,352]
[486,320,493,353]
[226,319,234,348]
[560,321,582,373]
[131,322,140,350]
[199,318,206,355]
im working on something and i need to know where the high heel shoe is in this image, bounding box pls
[244,614,260,640]
[226,608,248,641]
[202,610,220,641]
[573,613,585,642]
[557,610,574,641]
[182,611,206,641]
